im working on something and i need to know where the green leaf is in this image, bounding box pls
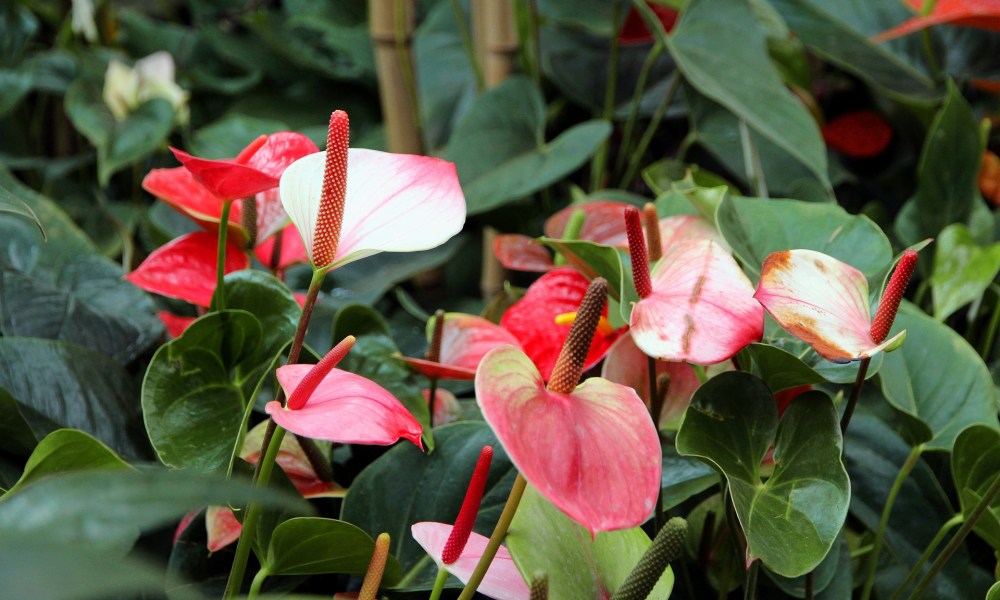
[340,422,517,590]
[142,310,263,472]
[264,517,402,583]
[896,81,986,246]
[65,79,175,185]
[0,469,311,551]
[951,425,1000,551]
[660,0,829,190]
[740,343,827,392]
[766,533,850,599]
[930,224,1000,320]
[989,581,1000,600]
[661,446,719,511]
[676,373,849,577]
[507,485,673,598]
[415,1,476,149]
[0,164,92,251]
[444,76,611,214]
[0,181,42,236]
[878,302,999,451]
[538,238,637,326]
[5,429,131,496]
[0,338,148,458]
[845,415,992,597]
[717,195,892,281]
[0,388,37,456]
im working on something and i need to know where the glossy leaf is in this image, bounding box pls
[930,223,1000,320]
[740,343,827,392]
[767,534,850,599]
[0,182,42,237]
[0,166,91,252]
[340,422,516,590]
[951,425,1000,551]
[5,429,131,496]
[878,302,998,451]
[506,485,673,599]
[264,517,403,582]
[676,373,849,577]
[660,447,719,511]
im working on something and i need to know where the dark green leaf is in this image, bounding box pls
[0,177,42,235]
[741,343,827,392]
[190,113,289,158]
[766,533,850,598]
[264,517,402,583]
[340,422,516,590]
[0,165,91,251]
[930,224,1000,320]
[951,425,1000,551]
[4,429,131,496]
[414,1,476,149]
[507,485,673,598]
[661,446,719,511]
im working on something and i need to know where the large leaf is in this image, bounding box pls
[717,195,892,281]
[0,181,42,236]
[661,446,719,511]
[740,343,827,392]
[64,80,175,185]
[845,415,992,598]
[539,237,636,326]
[896,81,985,246]
[4,429,131,496]
[676,372,849,577]
[0,338,148,458]
[659,0,829,189]
[0,165,92,251]
[340,422,517,590]
[766,533,851,599]
[142,311,261,472]
[264,517,402,583]
[878,302,998,451]
[951,425,1000,551]
[930,223,1000,320]
[506,485,673,599]
[443,76,611,214]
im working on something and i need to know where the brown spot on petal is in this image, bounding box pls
[763,250,793,273]
[681,314,695,355]
[784,316,853,362]
[689,275,707,305]
[814,259,827,273]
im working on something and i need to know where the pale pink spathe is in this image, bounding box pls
[411,522,529,600]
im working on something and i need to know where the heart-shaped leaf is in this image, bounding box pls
[931,223,1000,320]
[4,429,131,496]
[506,485,673,599]
[676,372,849,577]
[739,343,826,392]
[264,517,403,583]
[951,425,1000,551]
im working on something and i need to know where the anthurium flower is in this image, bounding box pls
[103,51,190,124]
[754,249,917,363]
[279,111,465,272]
[158,312,196,338]
[125,231,248,307]
[253,222,310,272]
[873,0,1000,41]
[401,313,523,380]
[424,388,463,426]
[265,337,423,447]
[240,420,346,499]
[479,279,662,535]
[411,523,529,600]
[500,267,622,380]
[821,111,893,159]
[619,2,679,44]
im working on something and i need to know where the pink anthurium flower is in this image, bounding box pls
[240,420,346,499]
[754,249,917,363]
[411,523,529,600]
[424,388,463,426]
[125,231,248,307]
[492,234,555,272]
[265,336,423,447]
[500,267,622,380]
[624,206,763,365]
[401,313,523,381]
[205,506,243,552]
[279,111,465,273]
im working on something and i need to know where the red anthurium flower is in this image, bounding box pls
[754,249,917,363]
[170,135,276,202]
[279,111,465,273]
[158,312,196,338]
[411,523,529,600]
[401,313,523,380]
[775,385,812,417]
[619,2,680,44]
[628,239,763,365]
[205,506,243,552]
[265,337,423,447]
[874,0,1000,41]
[253,222,310,272]
[125,231,248,307]
[500,268,622,380]
[821,111,893,159]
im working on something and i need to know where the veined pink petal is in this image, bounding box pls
[601,332,704,427]
[476,346,661,535]
[630,240,763,365]
[206,506,242,552]
[411,522,530,600]
[279,149,466,270]
[254,222,310,272]
[170,147,278,201]
[125,231,248,307]
[493,234,555,272]
[267,365,423,447]
[403,313,523,380]
[754,249,904,362]
[241,421,346,498]
[158,312,196,338]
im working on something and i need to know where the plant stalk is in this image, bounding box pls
[744,559,759,600]
[429,566,450,600]
[839,356,870,438]
[450,0,485,90]
[647,354,664,534]
[456,473,528,600]
[590,0,623,191]
[614,40,664,183]
[889,514,963,600]
[621,71,681,188]
[213,200,233,312]
[248,568,268,599]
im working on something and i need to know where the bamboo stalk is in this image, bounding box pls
[369,0,423,153]
[474,0,519,88]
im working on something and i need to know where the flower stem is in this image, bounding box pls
[906,473,1000,600]
[614,40,664,183]
[449,0,485,91]
[590,0,623,191]
[647,353,664,534]
[621,71,680,188]
[429,566,450,600]
[743,560,759,600]
[213,200,233,312]
[248,567,268,600]
[839,356,870,439]
[860,443,924,600]
[889,514,963,600]
[456,473,528,600]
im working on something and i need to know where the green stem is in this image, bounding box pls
[590,0,623,191]
[860,444,925,600]
[449,0,485,91]
[977,285,1000,360]
[614,40,665,183]
[213,200,233,312]
[429,566,450,600]
[248,567,269,600]
[739,119,768,198]
[457,473,528,600]
[907,474,1000,600]
[621,71,681,188]
[889,514,963,600]
[743,560,759,600]
[840,356,870,439]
